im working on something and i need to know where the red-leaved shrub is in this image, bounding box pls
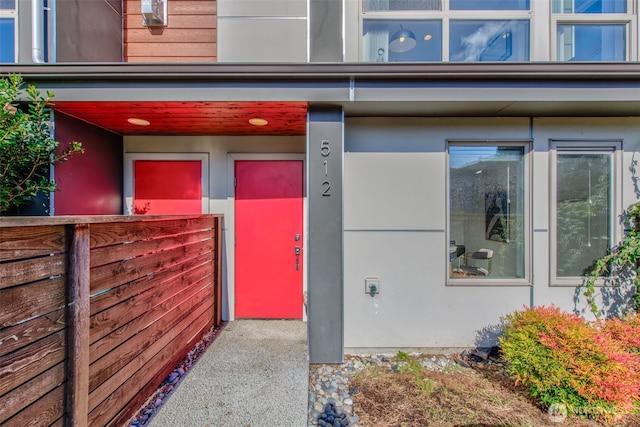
[500,306,640,420]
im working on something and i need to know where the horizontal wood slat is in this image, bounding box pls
[0,330,66,398]
[124,0,217,63]
[52,100,308,136]
[124,13,217,29]
[0,225,66,262]
[90,271,213,362]
[90,252,212,315]
[89,279,212,392]
[3,384,65,427]
[0,308,66,358]
[127,0,217,14]
[0,254,66,290]
[89,216,214,248]
[126,28,216,43]
[125,56,217,62]
[0,215,222,427]
[127,42,216,57]
[0,363,65,424]
[90,228,213,268]
[0,277,66,329]
[108,310,214,427]
[90,238,214,294]
[89,291,213,411]
[89,307,213,426]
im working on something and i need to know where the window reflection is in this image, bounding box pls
[556,152,612,277]
[0,0,15,9]
[553,0,626,13]
[557,24,626,61]
[450,20,529,62]
[363,0,440,11]
[363,20,442,62]
[0,18,15,63]
[449,145,526,280]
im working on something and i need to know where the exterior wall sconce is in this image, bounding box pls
[142,0,168,27]
[389,26,417,53]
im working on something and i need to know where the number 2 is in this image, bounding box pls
[322,181,331,196]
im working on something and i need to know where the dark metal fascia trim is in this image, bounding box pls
[2,62,640,82]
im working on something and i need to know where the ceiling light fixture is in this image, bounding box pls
[128,118,150,126]
[424,34,432,41]
[249,118,268,126]
[389,26,417,53]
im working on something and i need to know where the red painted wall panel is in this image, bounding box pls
[133,160,202,215]
[54,112,124,215]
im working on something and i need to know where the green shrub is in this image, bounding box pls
[1,74,83,214]
[500,306,640,421]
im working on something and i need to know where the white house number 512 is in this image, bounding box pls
[321,140,330,197]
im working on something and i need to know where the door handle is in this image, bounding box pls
[294,246,301,270]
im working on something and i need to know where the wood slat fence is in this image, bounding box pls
[0,215,223,427]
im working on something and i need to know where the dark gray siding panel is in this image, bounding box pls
[309,0,342,62]
[308,106,344,363]
[56,0,122,62]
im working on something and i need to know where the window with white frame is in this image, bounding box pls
[550,142,620,285]
[0,0,16,63]
[552,0,634,61]
[361,0,532,62]
[448,143,528,282]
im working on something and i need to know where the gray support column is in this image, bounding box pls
[307,106,344,363]
[309,0,343,62]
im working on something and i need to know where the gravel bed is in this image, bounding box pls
[308,353,461,427]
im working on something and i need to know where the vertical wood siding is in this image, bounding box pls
[0,215,223,426]
[124,0,217,62]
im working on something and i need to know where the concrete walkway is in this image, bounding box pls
[148,320,309,427]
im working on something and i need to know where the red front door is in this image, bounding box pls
[234,160,303,319]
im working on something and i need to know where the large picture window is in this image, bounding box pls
[551,142,619,285]
[448,143,527,282]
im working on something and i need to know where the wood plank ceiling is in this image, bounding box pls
[52,101,309,136]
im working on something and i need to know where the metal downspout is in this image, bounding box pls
[31,0,45,63]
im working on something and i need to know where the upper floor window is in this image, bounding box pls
[363,0,530,11]
[450,20,530,61]
[551,0,633,61]
[557,23,626,61]
[363,20,442,61]
[450,0,529,10]
[364,0,440,11]
[361,0,532,62]
[553,0,627,13]
[0,0,16,63]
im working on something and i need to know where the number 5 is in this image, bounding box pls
[320,140,330,157]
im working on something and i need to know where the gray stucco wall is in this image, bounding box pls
[217,0,307,62]
[343,116,640,351]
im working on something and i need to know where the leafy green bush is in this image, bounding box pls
[1,74,83,214]
[500,306,640,421]
[581,200,640,317]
